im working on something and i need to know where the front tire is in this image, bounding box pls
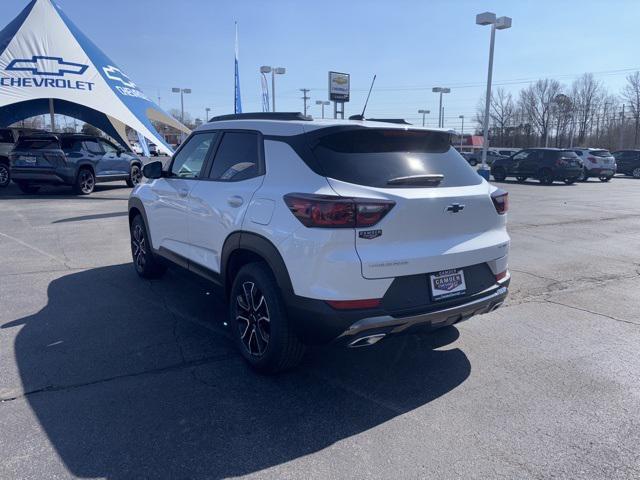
[74,168,95,195]
[126,163,142,188]
[599,175,612,182]
[633,167,640,178]
[230,262,305,374]
[130,215,167,279]
[516,176,527,183]
[564,178,577,185]
[469,159,478,167]
[578,169,589,182]
[0,162,9,187]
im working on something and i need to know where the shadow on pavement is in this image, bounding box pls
[0,182,130,200]
[3,263,470,478]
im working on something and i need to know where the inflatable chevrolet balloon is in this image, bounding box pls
[0,0,190,154]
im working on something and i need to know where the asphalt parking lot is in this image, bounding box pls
[1,176,639,479]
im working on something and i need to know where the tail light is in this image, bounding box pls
[496,270,508,282]
[587,156,598,164]
[284,193,395,228]
[491,189,508,215]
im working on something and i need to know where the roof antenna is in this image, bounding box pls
[349,74,376,121]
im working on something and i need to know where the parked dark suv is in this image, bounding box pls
[491,148,583,185]
[611,150,640,178]
[10,134,142,194]
[0,127,47,187]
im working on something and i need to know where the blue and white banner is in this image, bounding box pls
[234,22,242,114]
[0,0,190,154]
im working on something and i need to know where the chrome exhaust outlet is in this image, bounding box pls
[348,333,386,348]
[489,302,504,312]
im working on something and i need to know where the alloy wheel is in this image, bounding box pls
[236,281,271,357]
[131,224,146,271]
[633,167,640,178]
[79,170,94,193]
[131,165,142,186]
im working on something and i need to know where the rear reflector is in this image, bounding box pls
[326,298,381,310]
[284,193,394,228]
[496,270,508,282]
[491,189,509,215]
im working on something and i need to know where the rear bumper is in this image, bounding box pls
[285,279,509,345]
[586,167,616,176]
[552,167,583,179]
[337,284,508,346]
[10,167,74,184]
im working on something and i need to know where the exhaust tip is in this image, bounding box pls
[348,333,386,348]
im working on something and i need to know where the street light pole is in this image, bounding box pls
[476,12,512,178]
[205,107,211,122]
[172,87,192,124]
[459,115,465,150]
[261,66,286,112]
[418,109,430,127]
[316,100,330,119]
[432,88,450,127]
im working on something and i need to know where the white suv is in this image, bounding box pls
[571,148,616,182]
[128,113,510,373]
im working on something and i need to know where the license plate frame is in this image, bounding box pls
[430,269,467,301]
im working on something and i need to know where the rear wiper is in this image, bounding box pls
[386,174,444,186]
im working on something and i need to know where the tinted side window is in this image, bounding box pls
[99,140,118,154]
[60,138,84,153]
[171,132,217,178]
[83,139,103,155]
[209,132,261,181]
[15,138,60,150]
[512,151,529,161]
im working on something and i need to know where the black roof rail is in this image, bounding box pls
[366,118,412,125]
[208,112,312,122]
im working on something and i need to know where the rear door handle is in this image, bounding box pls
[178,188,189,198]
[227,195,244,207]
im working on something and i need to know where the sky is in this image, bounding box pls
[3,0,640,130]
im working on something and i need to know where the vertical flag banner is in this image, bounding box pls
[234,22,242,114]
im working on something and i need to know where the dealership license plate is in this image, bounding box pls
[19,155,37,164]
[430,269,467,301]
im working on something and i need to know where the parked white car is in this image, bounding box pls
[128,113,510,373]
[571,148,616,182]
[130,142,143,155]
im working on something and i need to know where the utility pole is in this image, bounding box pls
[619,104,626,149]
[300,88,310,116]
[205,107,211,122]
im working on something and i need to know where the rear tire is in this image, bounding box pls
[516,176,527,183]
[230,262,305,374]
[130,215,167,279]
[74,168,95,195]
[469,159,478,166]
[538,169,554,185]
[633,167,640,178]
[492,168,506,182]
[126,163,142,188]
[599,175,612,182]
[16,182,40,194]
[0,162,9,187]
[578,169,589,182]
[564,178,577,185]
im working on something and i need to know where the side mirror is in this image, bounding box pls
[142,160,163,179]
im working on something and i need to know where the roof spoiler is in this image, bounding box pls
[208,112,312,122]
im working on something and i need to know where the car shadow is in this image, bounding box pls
[492,178,577,187]
[2,263,471,479]
[0,182,130,200]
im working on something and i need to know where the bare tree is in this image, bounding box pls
[519,79,563,146]
[622,71,640,147]
[571,73,604,144]
[474,88,516,146]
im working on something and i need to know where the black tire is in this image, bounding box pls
[538,169,554,185]
[0,162,9,187]
[16,181,40,194]
[126,163,142,188]
[633,167,640,178]
[130,215,167,279]
[492,167,506,182]
[230,262,305,374]
[74,168,95,195]
[599,176,612,182]
[516,176,527,183]
[469,159,478,166]
[564,178,577,185]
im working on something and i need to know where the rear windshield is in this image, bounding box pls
[590,150,611,157]
[310,128,482,188]
[559,150,579,159]
[15,138,60,150]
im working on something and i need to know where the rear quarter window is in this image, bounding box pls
[310,128,482,188]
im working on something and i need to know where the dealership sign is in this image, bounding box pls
[328,71,350,102]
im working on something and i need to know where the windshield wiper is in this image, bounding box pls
[386,174,444,186]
